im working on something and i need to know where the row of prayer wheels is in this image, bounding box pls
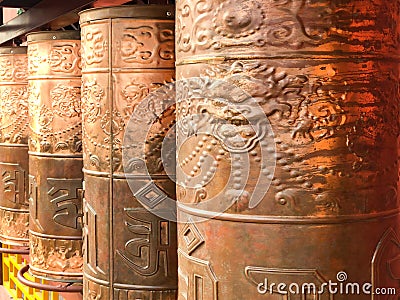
[0,1,399,299]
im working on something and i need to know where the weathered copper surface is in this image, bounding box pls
[0,47,29,247]
[27,31,83,282]
[176,0,400,299]
[79,5,177,299]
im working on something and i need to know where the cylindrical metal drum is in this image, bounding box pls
[79,6,177,299]
[27,31,83,282]
[176,0,400,299]
[0,47,29,247]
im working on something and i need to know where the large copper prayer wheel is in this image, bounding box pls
[176,0,400,299]
[80,6,177,299]
[0,47,29,247]
[27,31,83,281]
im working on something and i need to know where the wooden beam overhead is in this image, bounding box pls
[0,0,95,45]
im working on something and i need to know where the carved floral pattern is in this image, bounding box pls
[28,84,82,153]
[0,210,29,243]
[176,0,399,55]
[100,110,125,146]
[120,82,166,118]
[176,0,327,53]
[82,80,104,123]
[82,77,174,173]
[203,61,346,142]
[51,84,81,118]
[179,58,398,215]
[30,234,83,274]
[38,105,54,131]
[0,86,29,143]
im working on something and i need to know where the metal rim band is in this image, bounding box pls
[29,230,83,240]
[79,5,175,23]
[84,273,178,291]
[176,54,400,65]
[0,46,27,55]
[26,30,80,43]
[18,265,83,293]
[28,151,83,158]
[0,246,29,254]
[0,236,29,246]
[178,204,400,224]
[29,264,83,279]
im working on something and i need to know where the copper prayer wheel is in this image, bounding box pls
[79,5,177,299]
[176,0,400,299]
[27,31,83,282]
[0,47,29,247]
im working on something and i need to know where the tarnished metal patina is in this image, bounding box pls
[79,6,177,299]
[176,0,400,299]
[27,31,83,282]
[0,47,29,247]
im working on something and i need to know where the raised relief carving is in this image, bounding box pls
[28,42,81,75]
[100,110,125,146]
[30,234,83,274]
[81,29,107,66]
[0,209,28,242]
[27,82,39,118]
[27,45,42,75]
[176,0,396,54]
[134,182,167,209]
[48,43,81,73]
[292,81,346,142]
[116,208,171,277]
[181,220,205,255]
[178,249,218,300]
[51,84,81,118]
[209,61,338,127]
[82,77,130,172]
[121,82,148,117]
[29,82,82,153]
[28,175,43,231]
[181,63,378,216]
[0,86,29,143]
[120,25,174,64]
[47,178,83,230]
[176,0,214,53]
[120,81,167,118]
[85,280,105,300]
[0,162,27,206]
[82,79,104,123]
[83,200,105,275]
[13,57,28,81]
[0,57,13,81]
[0,56,28,82]
[213,0,264,39]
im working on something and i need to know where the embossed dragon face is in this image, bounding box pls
[196,99,267,153]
